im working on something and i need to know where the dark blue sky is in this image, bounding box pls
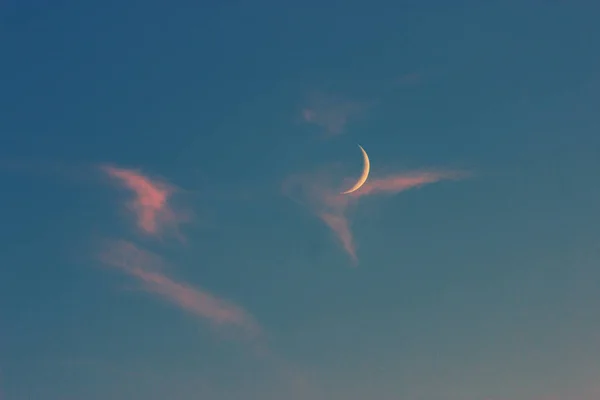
[1,2,600,399]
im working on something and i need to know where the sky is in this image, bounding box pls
[1,1,600,399]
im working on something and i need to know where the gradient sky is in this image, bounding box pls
[1,2,600,400]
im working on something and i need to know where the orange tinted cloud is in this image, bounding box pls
[101,165,189,239]
[301,91,366,136]
[283,168,465,265]
[100,240,260,337]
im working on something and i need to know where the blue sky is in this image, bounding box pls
[1,1,600,399]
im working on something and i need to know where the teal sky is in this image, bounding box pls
[1,2,600,400]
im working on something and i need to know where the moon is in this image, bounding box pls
[341,145,370,194]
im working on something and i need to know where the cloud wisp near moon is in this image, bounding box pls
[301,91,367,137]
[283,151,466,265]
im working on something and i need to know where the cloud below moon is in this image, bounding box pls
[283,167,467,265]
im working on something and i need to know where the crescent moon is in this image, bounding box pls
[341,145,370,194]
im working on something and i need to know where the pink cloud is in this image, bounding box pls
[283,168,465,265]
[101,165,189,239]
[99,240,260,337]
[301,91,366,136]
[350,170,466,198]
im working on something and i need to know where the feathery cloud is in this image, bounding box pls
[350,170,465,197]
[101,165,190,240]
[99,240,260,337]
[283,168,465,265]
[301,91,366,136]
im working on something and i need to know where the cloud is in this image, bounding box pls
[320,212,357,263]
[283,168,465,265]
[99,240,260,337]
[101,165,190,240]
[301,91,366,136]
[350,170,466,198]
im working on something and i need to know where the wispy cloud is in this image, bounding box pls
[301,91,366,136]
[350,170,465,197]
[320,212,357,263]
[101,165,190,240]
[283,168,466,265]
[99,240,260,337]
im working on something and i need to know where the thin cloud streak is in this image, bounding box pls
[351,170,467,198]
[101,165,189,239]
[284,169,465,264]
[301,91,366,136]
[99,240,260,337]
[320,212,357,263]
